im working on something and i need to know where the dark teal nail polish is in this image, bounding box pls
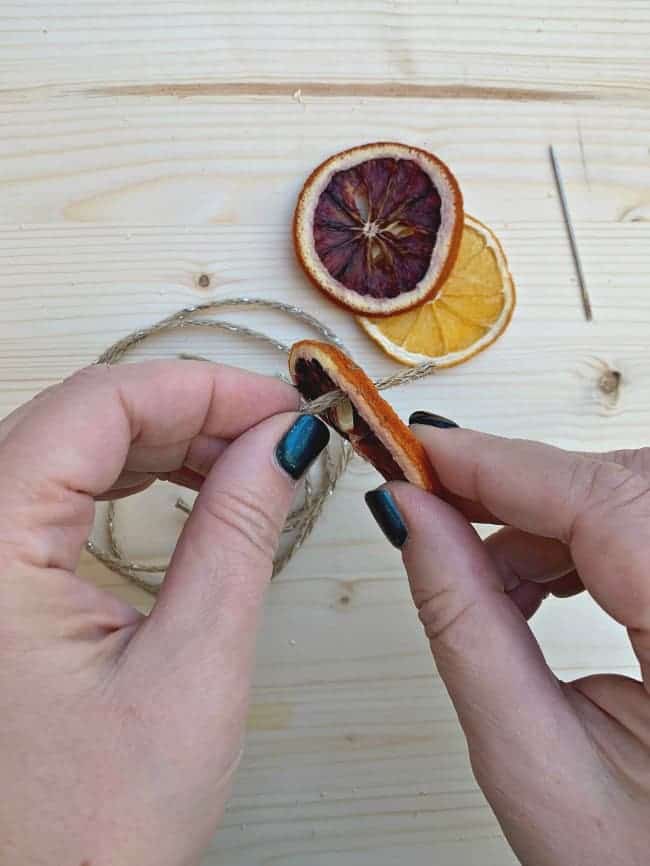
[276,415,330,480]
[409,410,459,429]
[365,489,408,549]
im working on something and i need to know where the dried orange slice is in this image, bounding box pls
[358,215,515,367]
[294,142,463,316]
[289,340,440,492]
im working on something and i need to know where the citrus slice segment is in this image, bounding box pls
[294,142,464,316]
[289,340,440,492]
[358,215,515,367]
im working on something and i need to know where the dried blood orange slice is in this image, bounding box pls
[358,215,515,367]
[289,340,440,492]
[294,142,463,316]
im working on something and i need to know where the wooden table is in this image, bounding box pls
[1,3,648,863]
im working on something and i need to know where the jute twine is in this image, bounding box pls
[86,298,438,594]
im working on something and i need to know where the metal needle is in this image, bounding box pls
[549,145,593,321]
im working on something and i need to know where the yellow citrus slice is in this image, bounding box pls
[357,215,515,367]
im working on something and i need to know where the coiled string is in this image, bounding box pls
[86,299,438,594]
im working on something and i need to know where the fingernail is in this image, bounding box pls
[364,489,408,549]
[275,415,330,480]
[409,411,459,429]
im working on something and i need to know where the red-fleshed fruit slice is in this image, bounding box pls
[289,340,440,492]
[293,142,464,316]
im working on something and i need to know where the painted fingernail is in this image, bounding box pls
[275,415,330,480]
[409,411,459,429]
[364,488,408,549]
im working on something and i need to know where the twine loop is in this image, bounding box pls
[87,299,437,593]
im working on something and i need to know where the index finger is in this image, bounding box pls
[411,425,650,632]
[412,427,587,539]
[0,360,298,570]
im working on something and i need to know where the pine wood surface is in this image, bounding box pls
[1,3,647,863]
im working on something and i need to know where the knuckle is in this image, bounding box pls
[572,458,631,505]
[570,458,650,541]
[610,473,650,513]
[634,448,650,476]
[199,486,283,561]
[606,447,650,476]
[569,460,650,621]
[416,588,479,650]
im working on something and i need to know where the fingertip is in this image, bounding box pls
[409,422,488,452]
[409,410,459,429]
[364,486,409,549]
[386,480,466,541]
[275,414,330,481]
[409,423,476,472]
[406,425,516,521]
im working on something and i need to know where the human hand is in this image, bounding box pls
[365,413,650,866]
[0,361,329,866]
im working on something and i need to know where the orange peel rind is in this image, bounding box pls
[289,339,440,492]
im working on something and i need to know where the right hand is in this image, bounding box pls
[366,417,650,866]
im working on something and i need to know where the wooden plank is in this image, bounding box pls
[1,95,649,225]
[1,1,649,99]
[2,219,648,433]
[1,4,647,861]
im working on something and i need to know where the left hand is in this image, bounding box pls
[0,360,328,866]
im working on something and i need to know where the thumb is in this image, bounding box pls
[151,411,329,652]
[365,483,573,769]
[128,412,329,751]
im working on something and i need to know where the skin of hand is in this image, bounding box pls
[366,414,650,866]
[0,360,330,866]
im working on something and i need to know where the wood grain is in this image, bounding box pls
[1,96,649,225]
[1,3,648,863]
[1,1,649,99]
[2,221,650,435]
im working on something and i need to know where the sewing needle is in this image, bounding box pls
[549,145,592,322]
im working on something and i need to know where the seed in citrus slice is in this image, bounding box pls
[293,142,464,316]
[357,215,515,367]
[289,340,440,492]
